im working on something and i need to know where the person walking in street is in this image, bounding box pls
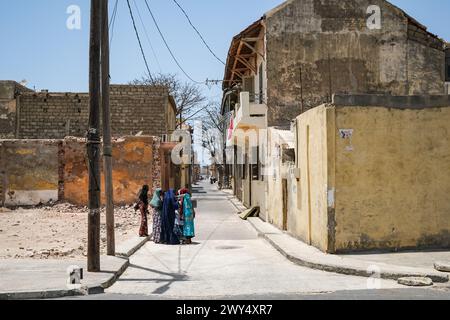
[160,189,180,245]
[182,193,196,244]
[136,185,150,237]
[150,188,164,244]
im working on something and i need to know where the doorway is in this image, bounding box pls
[282,178,288,231]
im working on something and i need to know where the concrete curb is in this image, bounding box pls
[0,288,87,300]
[246,217,449,284]
[226,195,248,214]
[0,258,130,300]
[116,235,151,258]
[0,234,151,300]
[85,258,130,295]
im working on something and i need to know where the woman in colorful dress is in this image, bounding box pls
[160,189,180,245]
[150,188,163,243]
[182,193,196,244]
[136,185,150,237]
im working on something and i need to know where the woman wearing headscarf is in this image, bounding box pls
[150,188,163,243]
[182,193,196,244]
[160,189,180,245]
[136,185,150,237]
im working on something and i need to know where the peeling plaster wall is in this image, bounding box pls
[0,99,17,139]
[265,0,445,127]
[0,140,60,206]
[0,136,161,207]
[63,136,156,206]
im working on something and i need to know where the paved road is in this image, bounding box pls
[69,181,450,300]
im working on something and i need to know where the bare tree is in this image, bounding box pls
[202,102,230,188]
[131,73,207,126]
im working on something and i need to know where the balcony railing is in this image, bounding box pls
[233,92,267,131]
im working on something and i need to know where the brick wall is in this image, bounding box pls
[17,85,171,139]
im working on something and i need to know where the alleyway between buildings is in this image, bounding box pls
[104,181,408,299]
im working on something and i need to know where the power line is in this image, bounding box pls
[109,0,119,48]
[143,0,203,84]
[132,0,162,73]
[171,0,226,65]
[126,0,154,81]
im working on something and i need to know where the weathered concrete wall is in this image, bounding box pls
[332,105,450,252]
[285,98,450,253]
[0,136,161,207]
[63,136,156,206]
[294,107,331,251]
[0,81,32,139]
[0,140,60,206]
[265,0,445,126]
[16,85,172,139]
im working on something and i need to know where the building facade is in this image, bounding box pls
[222,0,450,252]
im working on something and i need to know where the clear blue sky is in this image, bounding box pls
[1,0,449,103]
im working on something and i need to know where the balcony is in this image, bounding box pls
[233,92,267,132]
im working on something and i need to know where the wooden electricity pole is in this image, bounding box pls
[87,0,102,272]
[101,0,115,256]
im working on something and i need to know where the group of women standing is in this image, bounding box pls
[136,184,195,245]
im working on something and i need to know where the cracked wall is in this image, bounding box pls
[265,0,446,126]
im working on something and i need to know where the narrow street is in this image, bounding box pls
[93,181,415,299]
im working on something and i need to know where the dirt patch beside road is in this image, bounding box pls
[0,203,143,259]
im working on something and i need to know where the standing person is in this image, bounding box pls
[136,185,150,237]
[182,193,196,244]
[150,188,163,244]
[160,189,180,245]
[177,185,191,244]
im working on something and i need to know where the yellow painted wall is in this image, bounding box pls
[266,128,285,229]
[0,140,60,206]
[266,125,328,250]
[333,106,450,252]
[294,106,331,252]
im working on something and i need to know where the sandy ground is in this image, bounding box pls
[0,203,144,259]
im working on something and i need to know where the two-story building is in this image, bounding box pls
[222,0,449,252]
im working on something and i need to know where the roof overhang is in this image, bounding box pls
[222,18,264,91]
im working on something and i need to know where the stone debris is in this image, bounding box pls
[397,277,433,287]
[0,202,143,260]
[434,261,450,273]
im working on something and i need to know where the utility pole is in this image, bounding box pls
[101,0,115,256]
[87,0,102,272]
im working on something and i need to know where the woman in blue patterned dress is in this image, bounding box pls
[182,193,195,244]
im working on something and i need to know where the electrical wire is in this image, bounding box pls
[126,0,154,81]
[143,0,204,84]
[132,0,162,73]
[171,0,226,65]
[109,0,119,48]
